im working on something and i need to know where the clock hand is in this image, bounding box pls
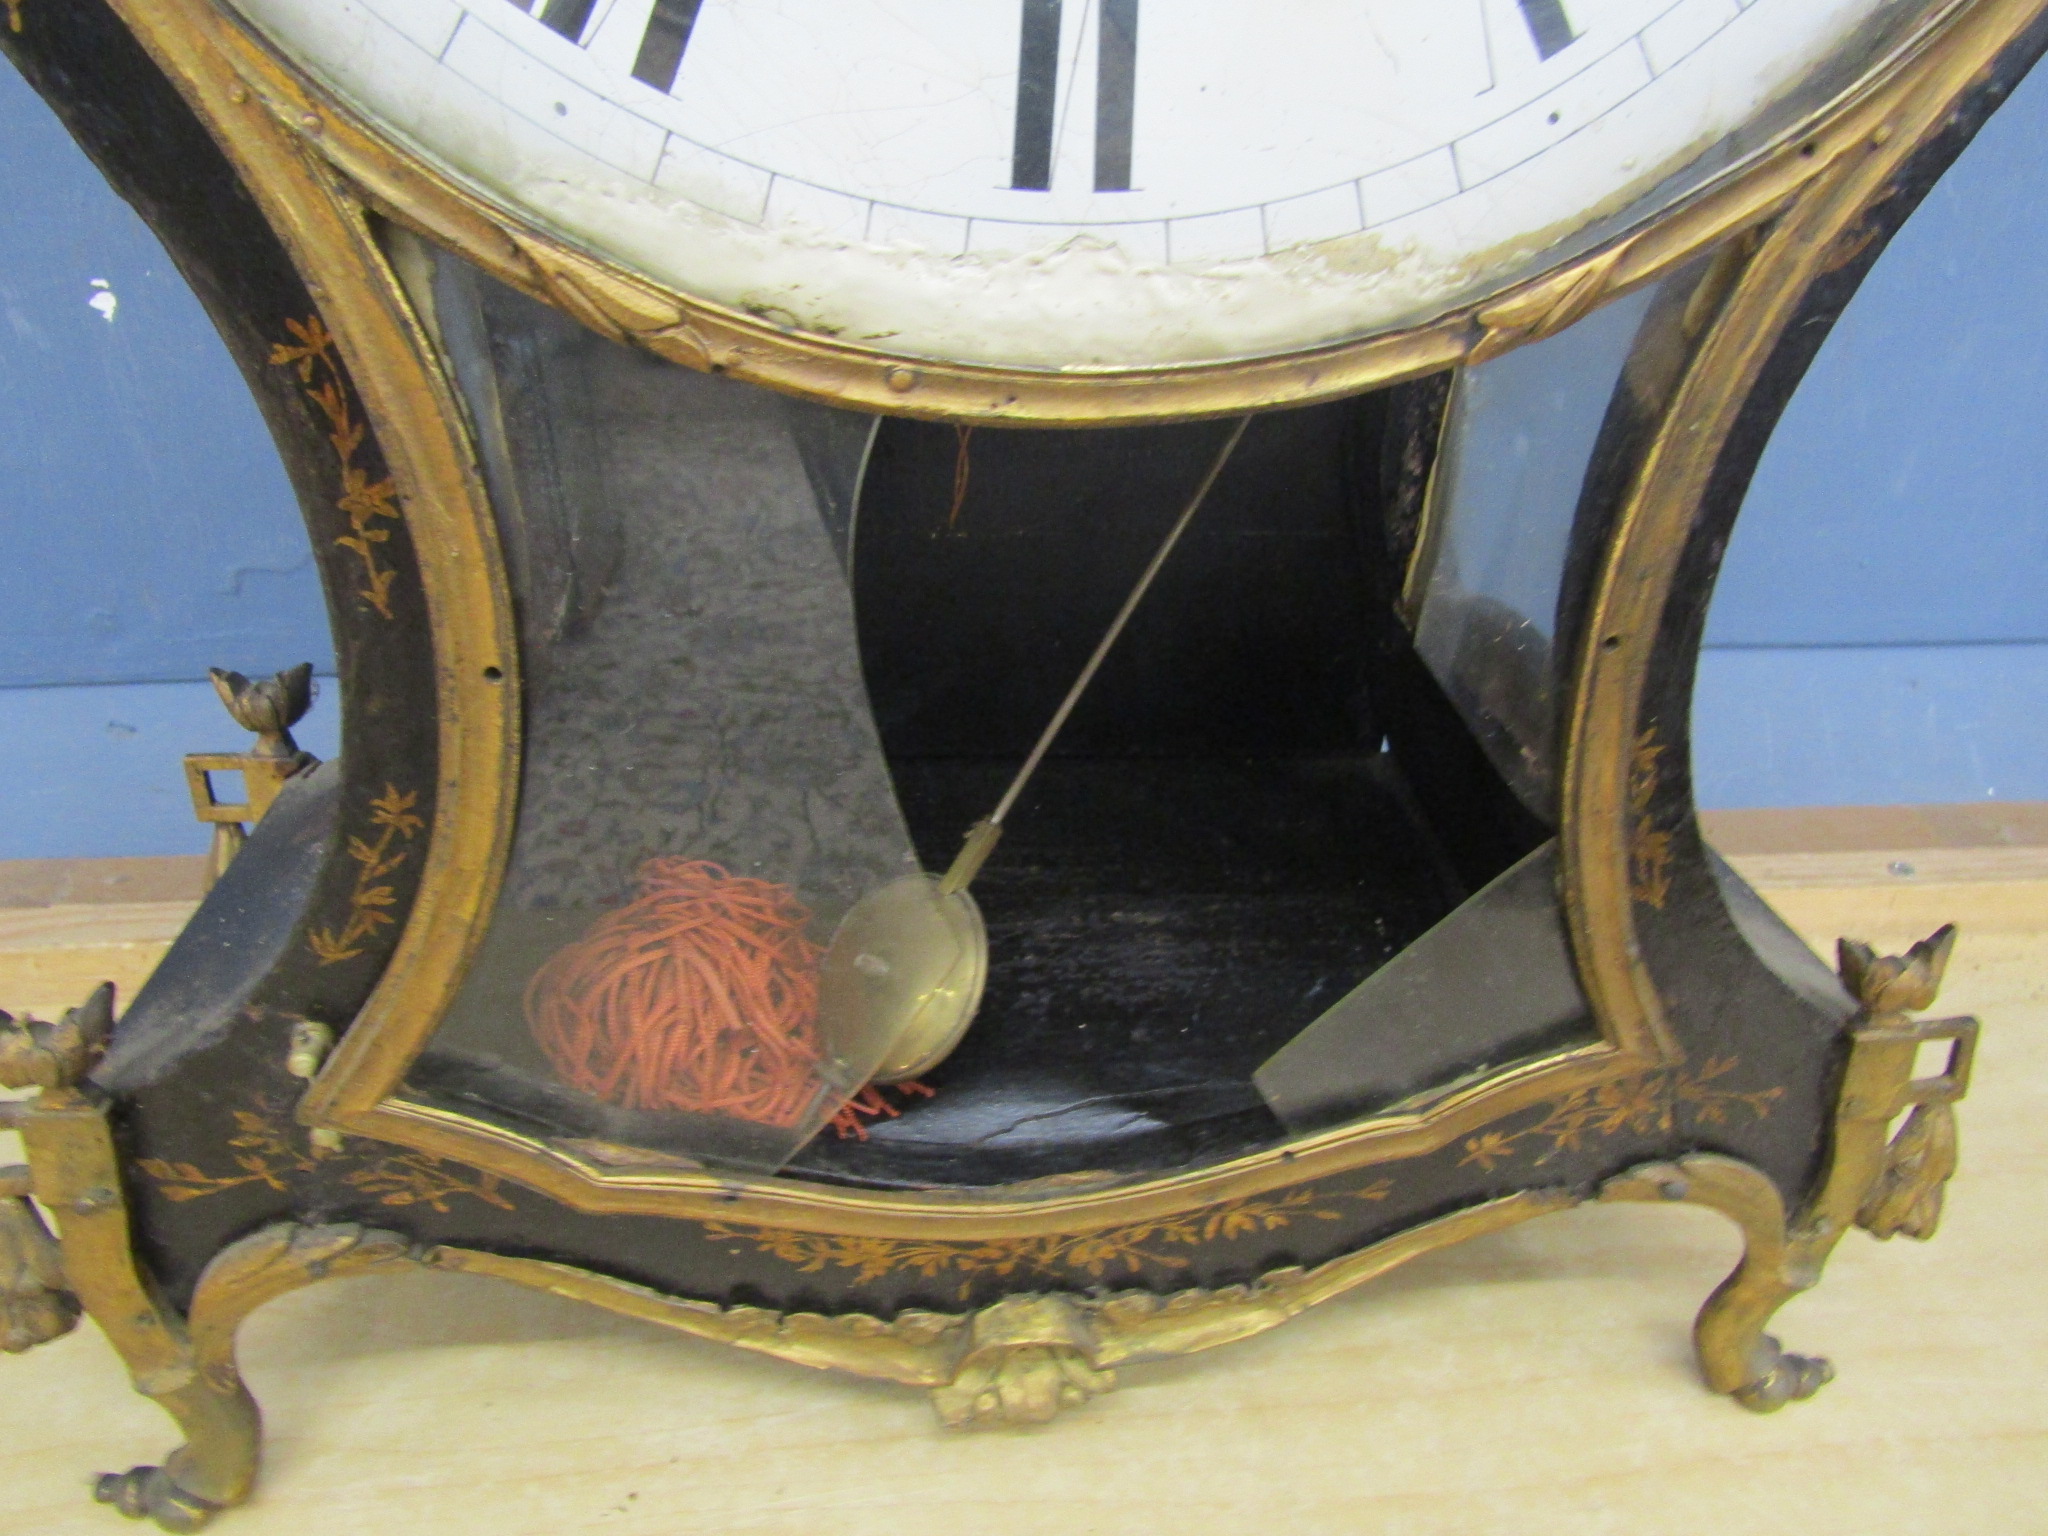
[939,414,1252,896]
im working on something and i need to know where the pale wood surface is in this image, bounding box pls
[0,856,205,910]
[1699,799,2048,854]
[0,901,198,1021]
[1,878,2043,1533]
[0,854,203,1020]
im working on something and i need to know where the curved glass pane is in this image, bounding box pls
[1409,282,1658,816]
[414,253,919,1166]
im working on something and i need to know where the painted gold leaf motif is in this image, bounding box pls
[705,1180,1392,1299]
[1458,1057,1784,1171]
[1629,726,1674,909]
[269,315,404,620]
[137,1097,513,1214]
[308,784,422,965]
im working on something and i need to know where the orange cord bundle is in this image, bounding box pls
[526,858,826,1129]
[829,1081,938,1140]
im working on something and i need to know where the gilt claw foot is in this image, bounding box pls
[94,1466,223,1533]
[1730,1335,1835,1412]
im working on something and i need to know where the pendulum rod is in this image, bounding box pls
[939,415,1252,894]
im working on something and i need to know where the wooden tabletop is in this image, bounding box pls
[2,857,2042,1534]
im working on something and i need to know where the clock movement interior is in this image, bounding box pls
[399,245,1604,1187]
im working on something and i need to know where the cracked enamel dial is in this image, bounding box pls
[228,0,1923,368]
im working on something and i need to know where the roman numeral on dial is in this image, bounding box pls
[1011,0,1141,193]
[524,0,597,42]
[632,0,706,90]
[1096,0,1138,193]
[508,0,703,94]
[1517,0,1578,59]
[1012,0,1062,190]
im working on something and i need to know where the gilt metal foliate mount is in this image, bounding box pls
[0,980,113,1092]
[0,927,1976,1530]
[1,1161,78,1354]
[1602,923,1975,1410]
[0,985,107,1356]
[182,664,317,890]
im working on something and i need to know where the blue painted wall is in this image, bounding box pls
[0,681,341,860]
[1691,53,2048,807]
[0,65,333,689]
[1706,64,2048,651]
[1,53,2042,856]
[1,61,336,859]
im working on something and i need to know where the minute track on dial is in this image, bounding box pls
[225,0,1946,370]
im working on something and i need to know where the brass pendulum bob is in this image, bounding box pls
[816,417,1253,1086]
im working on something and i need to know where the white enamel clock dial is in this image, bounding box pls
[228,0,1917,369]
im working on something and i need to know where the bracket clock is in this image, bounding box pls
[0,0,2022,1527]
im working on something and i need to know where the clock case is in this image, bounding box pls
[0,0,2020,1528]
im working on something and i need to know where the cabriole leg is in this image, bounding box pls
[95,1225,417,1531]
[18,1081,262,1531]
[1603,926,1977,1413]
[4,989,423,1530]
[1602,1154,1835,1410]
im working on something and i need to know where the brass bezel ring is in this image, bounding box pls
[170,0,1964,425]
